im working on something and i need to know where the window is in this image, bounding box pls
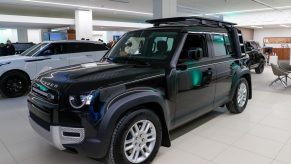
[89,43,109,51]
[106,30,180,63]
[152,37,174,53]
[40,43,67,56]
[21,43,48,56]
[212,34,233,56]
[178,34,207,62]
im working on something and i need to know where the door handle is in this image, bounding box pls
[86,55,93,57]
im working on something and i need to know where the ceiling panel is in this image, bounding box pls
[0,0,291,26]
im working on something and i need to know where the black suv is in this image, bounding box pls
[245,41,266,74]
[28,17,252,164]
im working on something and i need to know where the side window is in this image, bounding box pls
[89,44,109,51]
[152,37,174,53]
[41,43,65,56]
[70,43,90,53]
[212,34,233,56]
[178,34,207,63]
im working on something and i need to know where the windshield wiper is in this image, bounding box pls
[102,57,114,62]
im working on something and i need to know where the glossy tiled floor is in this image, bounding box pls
[1,66,291,164]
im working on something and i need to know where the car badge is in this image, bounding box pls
[37,84,49,92]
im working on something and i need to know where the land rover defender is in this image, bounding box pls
[28,17,252,164]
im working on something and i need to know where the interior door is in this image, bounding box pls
[36,43,69,74]
[174,34,216,127]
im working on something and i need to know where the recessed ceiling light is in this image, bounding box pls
[251,25,263,29]
[280,24,290,28]
[20,0,152,16]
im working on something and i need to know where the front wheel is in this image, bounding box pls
[0,72,30,98]
[107,109,162,164]
[226,78,249,114]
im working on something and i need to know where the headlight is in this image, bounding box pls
[0,62,11,66]
[69,92,94,109]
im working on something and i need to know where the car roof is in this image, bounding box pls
[42,40,104,44]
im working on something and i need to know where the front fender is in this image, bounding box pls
[95,88,171,157]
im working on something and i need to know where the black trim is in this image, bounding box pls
[30,111,50,131]
[25,58,51,62]
[146,16,236,27]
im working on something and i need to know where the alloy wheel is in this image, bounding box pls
[5,77,24,95]
[124,120,157,163]
[237,82,248,107]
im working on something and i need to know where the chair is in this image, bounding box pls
[279,61,291,72]
[270,63,289,88]
[278,61,291,83]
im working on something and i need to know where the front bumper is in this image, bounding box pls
[29,117,85,150]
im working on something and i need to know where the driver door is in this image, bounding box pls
[36,43,69,75]
[174,34,216,127]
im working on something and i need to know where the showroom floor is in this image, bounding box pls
[1,66,291,164]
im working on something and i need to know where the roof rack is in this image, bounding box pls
[146,16,236,28]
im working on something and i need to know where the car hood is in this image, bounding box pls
[0,55,31,63]
[35,62,165,93]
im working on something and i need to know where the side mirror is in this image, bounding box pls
[43,49,54,56]
[188,48,203,60]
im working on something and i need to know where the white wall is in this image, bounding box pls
[106,31,126,43]
[92,31,107,42]
[93,31,126,43]
[254,28,291,48]
[27,29,42,43]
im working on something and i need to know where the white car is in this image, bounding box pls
[0,40,108,98]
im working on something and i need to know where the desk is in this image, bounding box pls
[272,48,290,60]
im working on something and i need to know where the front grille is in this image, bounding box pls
[32,83,59,104]
[30,111,50,131]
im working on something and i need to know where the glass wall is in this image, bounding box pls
[0,28,18,43]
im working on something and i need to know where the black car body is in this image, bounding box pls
[245,41,266,74]
[28,17,252,164]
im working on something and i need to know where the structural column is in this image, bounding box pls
[153,0,177,19]
[17,28,28,42]
[75,9,93,40]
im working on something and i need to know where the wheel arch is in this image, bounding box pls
[97,88,172,158]
[0,69,31,84]
[231,69,252,100]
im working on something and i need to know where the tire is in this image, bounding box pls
[255,59,265,74]
[0,71,30,98]
[226,78,249,114]
[107,109,162,164]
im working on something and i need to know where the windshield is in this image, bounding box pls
[105,30,180,64]
[20,43,48,56]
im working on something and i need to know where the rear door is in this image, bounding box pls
[36,43,69,74]
[211,33,235,107]
[174,33,216,127]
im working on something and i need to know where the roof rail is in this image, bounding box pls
[146,16,236,28]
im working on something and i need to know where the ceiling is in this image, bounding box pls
[1,0,291,29]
